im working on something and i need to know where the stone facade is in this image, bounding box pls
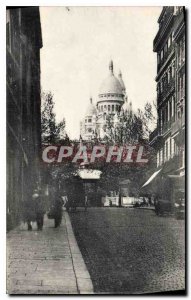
[150,6,185,200]
[6,7,42,230]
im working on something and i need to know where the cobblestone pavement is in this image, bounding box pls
[7,212,93,294]
[69,207,185,294]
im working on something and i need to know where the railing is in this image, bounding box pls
[162,120,172,135]
[157,80,175,104]
[171,115,185,136]
[149,128,158,142]
[157,44,175,72]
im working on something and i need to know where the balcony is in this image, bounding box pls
[162,120,172,136]
[171,115,185,137]
[166,79,175,96]
[157,79,175,105]
[157,44,175,73]
[149,128,163,148]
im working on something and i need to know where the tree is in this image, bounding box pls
[104,102,156,145]
[41,91,66,144]
[41,91,77,200]
[94,102,157,197]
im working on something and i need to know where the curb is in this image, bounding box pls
[64,212,94,294]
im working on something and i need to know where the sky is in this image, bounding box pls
[40,6,162,139]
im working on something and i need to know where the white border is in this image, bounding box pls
[1,1,190,299]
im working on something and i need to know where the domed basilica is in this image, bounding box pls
[80,60,132,141]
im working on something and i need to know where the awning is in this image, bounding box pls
[168,174,185,178]
[141,168,162,188]
[77,169,102,180]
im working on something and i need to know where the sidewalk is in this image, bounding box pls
[7,212,94,294]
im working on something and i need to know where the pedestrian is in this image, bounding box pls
[53,196,63,228]
[85,195,88,212]
[22,198,36,231]
[32,188,46,231]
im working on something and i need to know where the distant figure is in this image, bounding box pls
[33,188,46,230]
[62,195,69,211]
[23,187,46,231]
[85,195,88,211]
[142,197,146,206]
[53,196,63,228]
[148,197,152,206]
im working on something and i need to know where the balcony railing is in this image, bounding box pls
[149,128,158,142]
[149,128,163,147]
[157,44,175,73]
[162,120,172,135]
[171,115,185,136]
[157,79,175,104]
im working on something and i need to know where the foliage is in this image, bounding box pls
[92,102,157,196]
[41,91,66,144]
[104,102,156,144]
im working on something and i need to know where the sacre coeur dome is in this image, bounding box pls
[99,61,123,95]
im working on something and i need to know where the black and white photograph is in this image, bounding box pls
[6,5,186,295]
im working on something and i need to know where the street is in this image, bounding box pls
[69,207,185,294]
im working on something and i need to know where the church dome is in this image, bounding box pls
[99,61,123,95]
[85,97,97,116]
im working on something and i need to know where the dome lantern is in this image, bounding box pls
[109,60,114,75]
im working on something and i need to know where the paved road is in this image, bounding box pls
[69,208,185,294]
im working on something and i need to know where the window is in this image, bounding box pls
[169,67,172,81]
[161,49,164,60]
[171,138,174,157]
[172,97,175,118]
[160,80,163,92]
[164,43,167,54]
[181,106,184,117]
[112,105,114,112]
[168,101,170,121]
[182,149,185,168]
[6,11,11,50]
[157,151,160,167]
[166,142,168,161]
[160,148,164,165]
[6,22,10,49]
[172,62,175,77]
[108,105,110,111]
[88,118,91,123]
[170,138,172,158]
[157,53,160,65]
[104,105,106,111]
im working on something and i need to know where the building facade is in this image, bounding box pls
[149,6,185,201]
[7,7,42,230]
[80,60,132,141]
